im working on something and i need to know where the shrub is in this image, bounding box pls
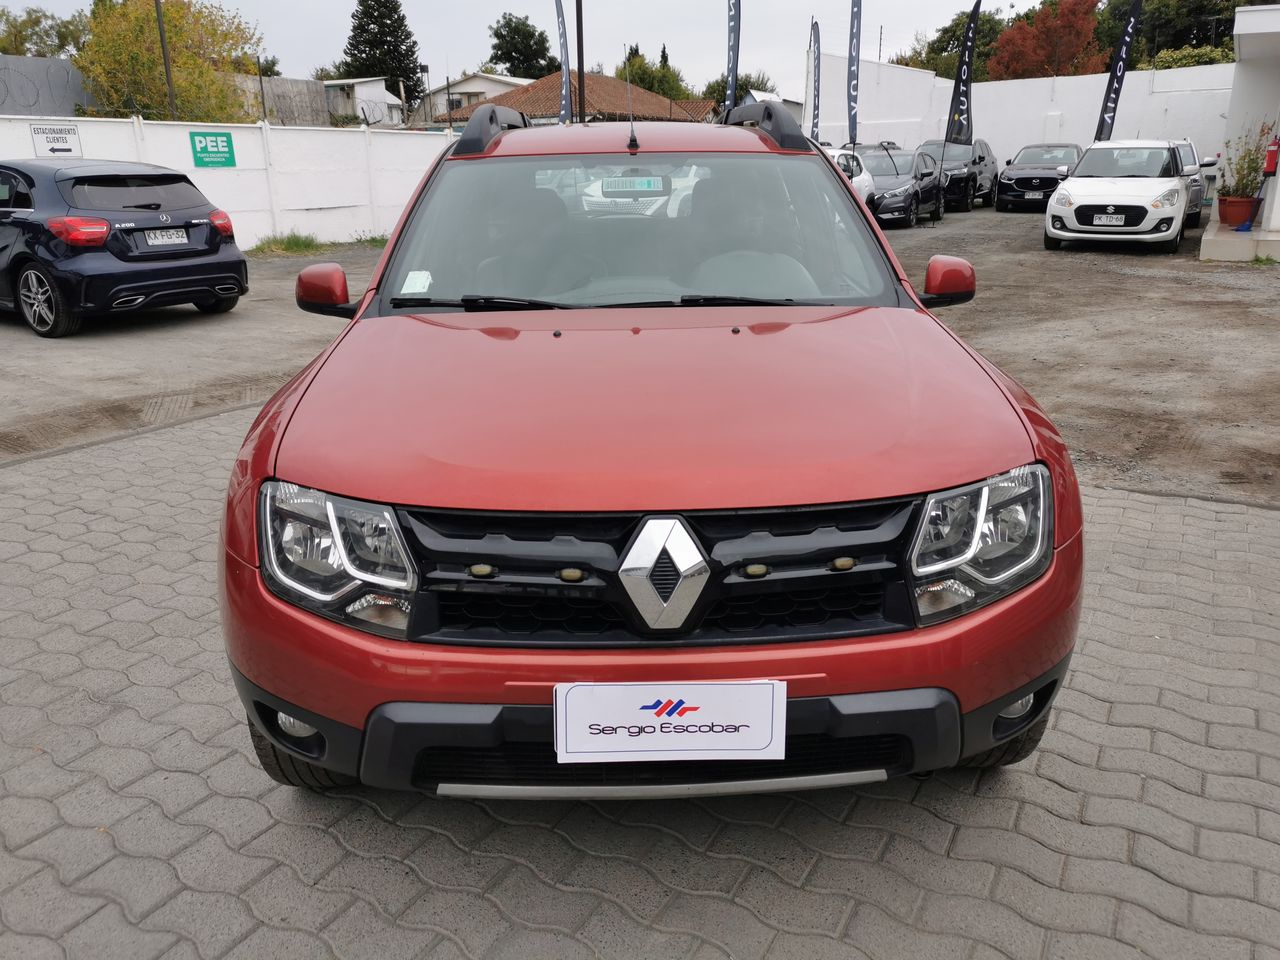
[1218,121,1276,199]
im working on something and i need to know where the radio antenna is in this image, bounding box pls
[624,45,639,151]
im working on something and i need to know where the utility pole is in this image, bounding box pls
[255,55,269,123]
[878,26,883,63]
[154,0,178,120]
[398,78,407,126]
[420,62,430,124]
[575,0,586,124]
[445,74,453,133]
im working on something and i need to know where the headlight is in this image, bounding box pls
[261,481,417,636]
[908,465,1053,625]
[1051,190,1073,208]
[883,185,911,199]
[1152,189,1179,209]
[1000,173,1014,183]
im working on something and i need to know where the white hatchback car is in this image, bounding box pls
[826,147,876,203]
[1044,139,1215,254]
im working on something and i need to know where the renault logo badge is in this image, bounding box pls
[619,518,709,630]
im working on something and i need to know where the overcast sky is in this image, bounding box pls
[35,0,1031,98]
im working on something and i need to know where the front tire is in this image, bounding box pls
[961,178,976,212]
[1043,231,1063,251]
[195,295,239,314]
[961,715,1048,769]
[1157,226,1182,255]
[17,263,79,338]
[248,720,357,789]
[903,197,918,229]
[1186,209,1202,229]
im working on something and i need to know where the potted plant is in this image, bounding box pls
[1217,121,1275,228]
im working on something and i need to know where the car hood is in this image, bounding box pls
[1062,176,1181,204]
[276,307,1032,511]
[872,173,913,191]
[1003,164,1067,180]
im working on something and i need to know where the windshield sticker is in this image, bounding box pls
[401,270,433,295]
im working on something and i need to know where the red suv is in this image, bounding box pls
[219,104,1082,799]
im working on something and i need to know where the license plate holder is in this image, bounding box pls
[1092,214,1126,226]
[1024,191,1044,200]
[144,228,188,246]
[554,680,787,763]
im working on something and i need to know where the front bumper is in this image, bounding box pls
[1044,210,1178,243]
[998,182,1058,207]
[873,194,913,219]
[232,651,1071,797]
[222,531,1082,795]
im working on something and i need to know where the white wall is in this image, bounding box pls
[806,55,1236,166]
[0,114,449,247]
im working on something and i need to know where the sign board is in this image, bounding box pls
[189,132,236,168]
[30,124,82,158]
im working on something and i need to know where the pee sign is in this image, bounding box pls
[189,132,236,168]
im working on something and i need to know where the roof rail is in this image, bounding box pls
[722,102,811,153]
[454,104,531,157]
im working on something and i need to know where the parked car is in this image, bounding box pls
[996,143,1083,211]
[221,105,1083,799]
[824,146,875,202]
[0,159,247,337]
[1044,139,1217,253]
[857,146,945,227]
[919,139,998,212]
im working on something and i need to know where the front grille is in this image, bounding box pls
[1075,204,1147,228]
[414,733,912,788]
[1014,177,1056,192]
[400,499,920,647]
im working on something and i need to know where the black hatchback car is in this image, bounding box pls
[919,139,998,212]
[0,159,247,337]
[857,146,945,228]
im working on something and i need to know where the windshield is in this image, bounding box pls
[1014,145,1080,166]
[1073,147,1176,178]
[64,175,208,211]
[380,151,898,310]
[859,151,913,178]
[920,142,974,163]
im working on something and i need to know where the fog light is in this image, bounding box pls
[277,711,318,739]
[1158,221,1169,232]
[744,563,769,578]
[467,563,496,578]
[999,694,1034,720]
[1052,217,1065,230]
[831,556,857,572]
[346,593,410,630]
[558,567,585,583]
[914,579,975,618]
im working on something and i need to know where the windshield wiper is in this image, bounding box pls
[679,295,816,307]
[387,295,573,311]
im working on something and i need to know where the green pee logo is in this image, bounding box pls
[190,132,236,168]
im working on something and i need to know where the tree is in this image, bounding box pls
[1096,0,1271,62]
[987,0,1109,80]
[487,13,561,79]
[701,70,775,106]
[257,54,281,77]
[340,0,426,109]
[615,46,691,101]
[75,0,260,122]
[0,6,90,57]
[311,61,345,81]
[891,7,1008,80]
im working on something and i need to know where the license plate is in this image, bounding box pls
[1024,191,1044,200]
[1092,214,1126,226]
[144,228,188,246]
[554,680,786,763]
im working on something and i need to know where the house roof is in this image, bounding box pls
[439,71,700,123]
[676,99,719,122]
[427,72,532,95]
[322,77,387,87]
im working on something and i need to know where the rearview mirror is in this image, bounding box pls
[919,255,976,310]
[296,263,356,318]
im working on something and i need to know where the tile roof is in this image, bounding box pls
[438,71,702,123]
[676,99,719,122]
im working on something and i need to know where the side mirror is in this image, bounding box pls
[1181,164,1199,177]
[296,262,356,318]
[1056,165,1070,177]
[1005,158,1012,166]
[919,255,975,310]
[1200,157,1218,169]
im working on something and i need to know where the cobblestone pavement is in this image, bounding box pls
[1,409,1279,960]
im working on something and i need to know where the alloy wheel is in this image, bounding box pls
[19,269,55,334]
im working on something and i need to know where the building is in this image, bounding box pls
[743,89,804,125]
[426,72,532,122]
[323,78,404,126]
[1200,4,1280,262]
[441,70,711,125]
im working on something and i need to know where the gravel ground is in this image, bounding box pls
[886,206,1279,505]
